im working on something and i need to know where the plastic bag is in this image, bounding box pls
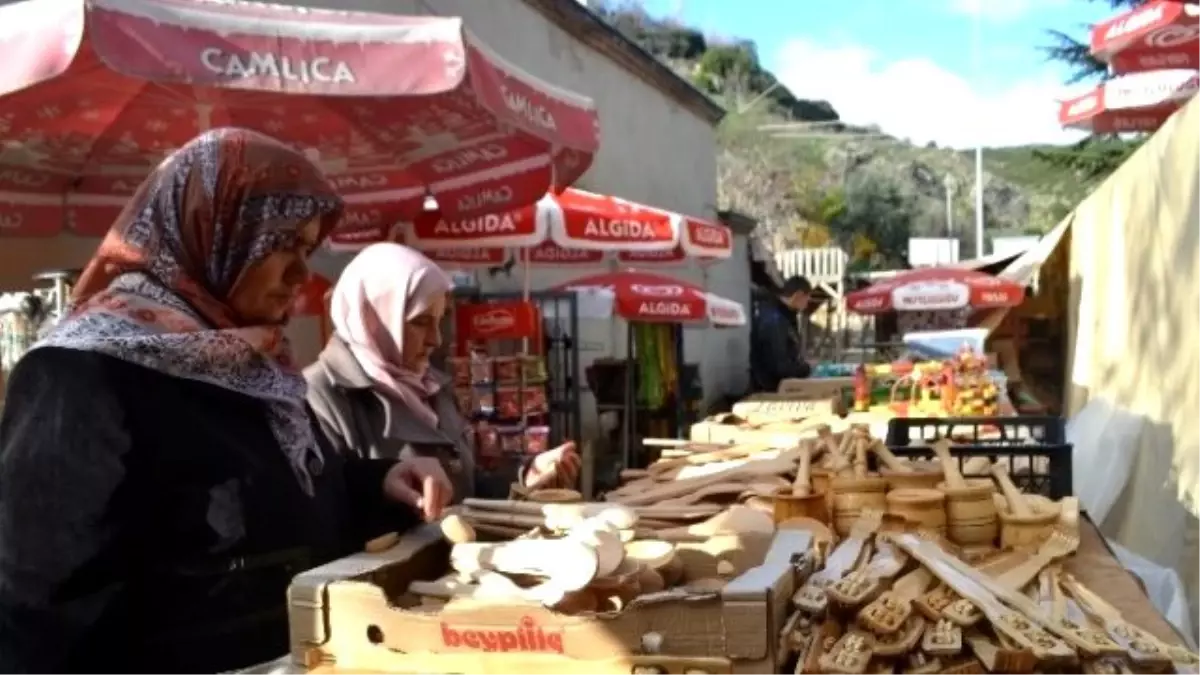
[1067,398,1145,523]
[1109,539,1198,648]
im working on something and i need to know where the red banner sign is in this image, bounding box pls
[455,300,541,349]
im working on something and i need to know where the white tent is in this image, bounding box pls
[1001,94,1200,643]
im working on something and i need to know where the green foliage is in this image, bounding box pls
[1032,136,1145,180]
[829,175,916,266]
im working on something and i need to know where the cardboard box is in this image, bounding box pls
[688,412,894,448]
[730,393,837,420]
[776,377,853,399]
[287,526,814,674]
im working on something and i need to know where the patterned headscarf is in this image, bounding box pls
[36,128,343,496]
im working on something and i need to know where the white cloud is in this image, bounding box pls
[773,39,1088,148]
[946,0,1069,23]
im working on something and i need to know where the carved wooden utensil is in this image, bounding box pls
[449,538,599,592]
[651,505,775,542]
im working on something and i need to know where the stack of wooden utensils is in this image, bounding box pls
[401,498,777,616]
[393,425,1089,624]
[783,509,1199,674]
[603,425,1076,558]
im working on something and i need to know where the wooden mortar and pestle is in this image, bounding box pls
[992,464,1059,549]
[773,440,828,523]
[872,440,943,491]
[885,488,946,533]
[809,425,837,499]
[828,427,888,537]
[931,439,998,547]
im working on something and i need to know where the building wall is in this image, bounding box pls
[0,0,747,432]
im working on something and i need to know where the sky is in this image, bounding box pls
[626,0,1119,148]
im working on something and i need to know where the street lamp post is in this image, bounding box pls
[943,174,957,239]
[943,174,958,265]
[972,7,985,259]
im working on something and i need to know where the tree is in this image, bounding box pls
[829,176,916,268]
[1037,0,1147,178]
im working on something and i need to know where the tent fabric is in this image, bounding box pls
[999,213,1074,286]
[1035,94,1199,643]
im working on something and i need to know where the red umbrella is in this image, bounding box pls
[551,271,746,326]
[1057,69,1198,133]
[0,0,599,238]
[1091,0,1199,75]
[397,188,733,269]
[846,268,1024,315]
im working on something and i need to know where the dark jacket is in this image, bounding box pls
[304,337,524,500]
[0,347,419,674]
[750,296,811,392]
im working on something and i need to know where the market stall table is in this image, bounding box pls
[1068,516,1187,646]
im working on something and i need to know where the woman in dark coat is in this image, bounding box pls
[0,128,450,674]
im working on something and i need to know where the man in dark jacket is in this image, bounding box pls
[751,276,813,392]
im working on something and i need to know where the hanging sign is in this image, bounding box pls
[456,300,541,344]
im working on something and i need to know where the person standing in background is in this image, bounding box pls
[751,276,813,392]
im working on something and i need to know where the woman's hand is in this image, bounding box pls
[383,456,454,521]
[524,441,582,489]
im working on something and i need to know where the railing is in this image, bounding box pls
[774,246,848,285]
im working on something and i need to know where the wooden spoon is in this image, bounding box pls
[623,540,676,569]
[566,518,625,577]
[653,505,775,542]
[450,539,598,591]
[660,481,752,505]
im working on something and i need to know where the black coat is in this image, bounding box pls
[750,297,811,392]
[0,347,421,673]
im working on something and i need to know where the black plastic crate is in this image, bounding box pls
[884,416,1073,499]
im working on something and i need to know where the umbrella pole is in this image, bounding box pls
[623,321,635,470]
[673,324,685,440]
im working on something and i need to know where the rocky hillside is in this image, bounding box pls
[594,2,1105,263]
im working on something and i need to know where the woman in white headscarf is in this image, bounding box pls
[305,242,580,499]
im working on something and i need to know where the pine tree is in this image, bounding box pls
[1037,0,1148,177]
